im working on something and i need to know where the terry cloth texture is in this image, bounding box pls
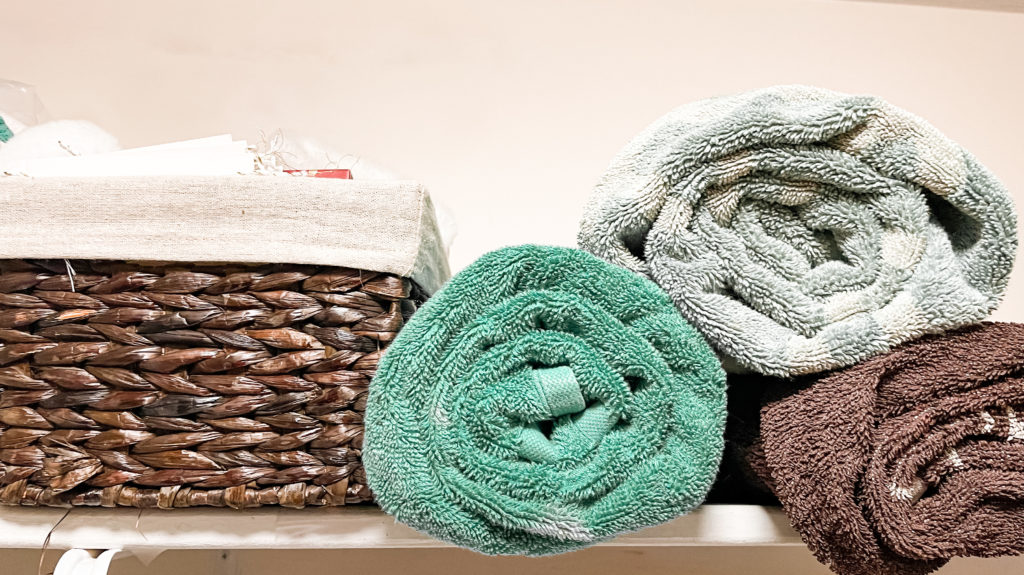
[734,322,1024,575]
[363,245,726,555]
[578,85,1017,377]
[0,176,450,294]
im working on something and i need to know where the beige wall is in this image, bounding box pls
[1,2,1022,574]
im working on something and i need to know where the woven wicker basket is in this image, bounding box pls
[0,258,423,509]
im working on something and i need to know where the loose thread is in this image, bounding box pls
[64,260,77,293]
[38,508,72,575]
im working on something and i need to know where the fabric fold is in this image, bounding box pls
[579,85,1017,377]
[733,323,1024,575]
[0,176,451,294]
[363,245,726,555]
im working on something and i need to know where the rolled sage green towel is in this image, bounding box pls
[364,245,726,555]
[579,85,1017,377]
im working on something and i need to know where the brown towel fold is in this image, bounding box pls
[734,322,1024,575]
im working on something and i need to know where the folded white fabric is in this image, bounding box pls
[0,176,450,293]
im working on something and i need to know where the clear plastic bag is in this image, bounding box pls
[0,79,49,138]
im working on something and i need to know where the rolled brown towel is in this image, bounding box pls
[733,322,1024,575]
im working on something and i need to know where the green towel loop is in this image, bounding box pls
[516,366,618,463]
[534,366,585,417]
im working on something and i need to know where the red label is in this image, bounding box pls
[284,169,353,179]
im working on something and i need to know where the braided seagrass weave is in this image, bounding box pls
[0,259,422,509]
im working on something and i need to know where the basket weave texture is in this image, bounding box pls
[0,259,421,509]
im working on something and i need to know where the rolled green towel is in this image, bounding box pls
[579,85,1017,377]
[364,245,726,555]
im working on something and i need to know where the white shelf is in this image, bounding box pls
[0,505,802,551]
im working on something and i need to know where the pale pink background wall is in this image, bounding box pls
[1,1,1022,573]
